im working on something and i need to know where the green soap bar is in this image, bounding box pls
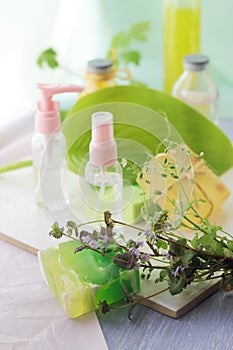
[59,241,119,285]
[123,184,145,223]
[39,241,140,318]
[39,247,96,318]
[95,269,140,305]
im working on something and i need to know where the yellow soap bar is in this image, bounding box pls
[137,149,230,224]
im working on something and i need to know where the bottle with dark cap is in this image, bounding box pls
[172,54,219,124]
[80,58,131,97]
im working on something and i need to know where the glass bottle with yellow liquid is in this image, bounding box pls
[80,59,131,97]
[163,0,201,93]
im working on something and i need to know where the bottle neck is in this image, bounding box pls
[164,0,200,8]
[182,68,213,89]
[35,110,61,134]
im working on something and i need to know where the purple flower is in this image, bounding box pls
[141,253,150,262]
[166,252,171,260]
[172,266,180,277]
[134,263,140,270]
[136,241,144,248]
[100,227,107,236]
[144,226,151,237]
[151,233,157,243]
[100,234,108,242]
[89,240,99,249]
[129,247,140,259]
[100,226,115,238]
[81,235,91,244]
[172,265,185,277]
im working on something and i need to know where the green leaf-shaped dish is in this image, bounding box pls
[63,86,233,179]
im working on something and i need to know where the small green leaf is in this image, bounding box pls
[169,278,186,295]
[181,250,195,267]
[170,238,187,256]
[67,220,77,228]
[198,234,213,247]
[121,50,141,65]
[111,32,130,49]
[191,234,199,249]
[159,269,168,281]
[156,239,168,250]
[37,48,59,69]
[129,21,151,41]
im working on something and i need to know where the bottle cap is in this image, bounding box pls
[89,111,117,167]
[183,54,209,72]
[87,59,113,74]
[35,83,84,134]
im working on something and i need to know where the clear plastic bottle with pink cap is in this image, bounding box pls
[84,111,123,220]
[32,83,84,211]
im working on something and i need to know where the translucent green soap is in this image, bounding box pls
[38,241,140,318]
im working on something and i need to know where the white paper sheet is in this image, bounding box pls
[0,168,108,349]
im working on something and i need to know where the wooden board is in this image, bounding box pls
[138,273,220,318]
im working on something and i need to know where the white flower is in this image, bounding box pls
[121,157,127,168]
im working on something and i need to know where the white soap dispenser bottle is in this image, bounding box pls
[32,83,84,211]
[83,111,123,220]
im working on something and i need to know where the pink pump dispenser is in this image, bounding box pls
[36,83,84,134]
[83,112,123,220]
[32,83,84,211]
[89,112,117,167]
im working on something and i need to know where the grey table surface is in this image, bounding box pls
[97,119,233,350]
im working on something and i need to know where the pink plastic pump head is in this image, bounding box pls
[89,112,117,167]
[36,83,84,134]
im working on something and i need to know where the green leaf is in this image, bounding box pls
[170,238,187,256]
[129,21,151,41]
[37,48,59,69]
[121,50,141,65]
[168,275,186,295]
[156,239,168,250]
[67,220,77,229]
[111,32,130,49]
[159,269,168,282]
[64,86,233,180]
[227,241,233,252]
[191,234,199,249]
[198,234,213,247]
[181,250,195,268]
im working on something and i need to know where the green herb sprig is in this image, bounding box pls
[49,149,233,319]
[49,205,233,318]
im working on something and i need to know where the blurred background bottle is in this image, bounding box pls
[172,54,219,123]
[163,0,201,93]
[80,58,131,97]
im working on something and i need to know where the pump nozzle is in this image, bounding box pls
[89,111,117,167]
[35,83,84,134]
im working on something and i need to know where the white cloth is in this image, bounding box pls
[0,240,108,350]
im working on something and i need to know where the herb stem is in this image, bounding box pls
[0,160,32,174]
[182,215,209,235]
